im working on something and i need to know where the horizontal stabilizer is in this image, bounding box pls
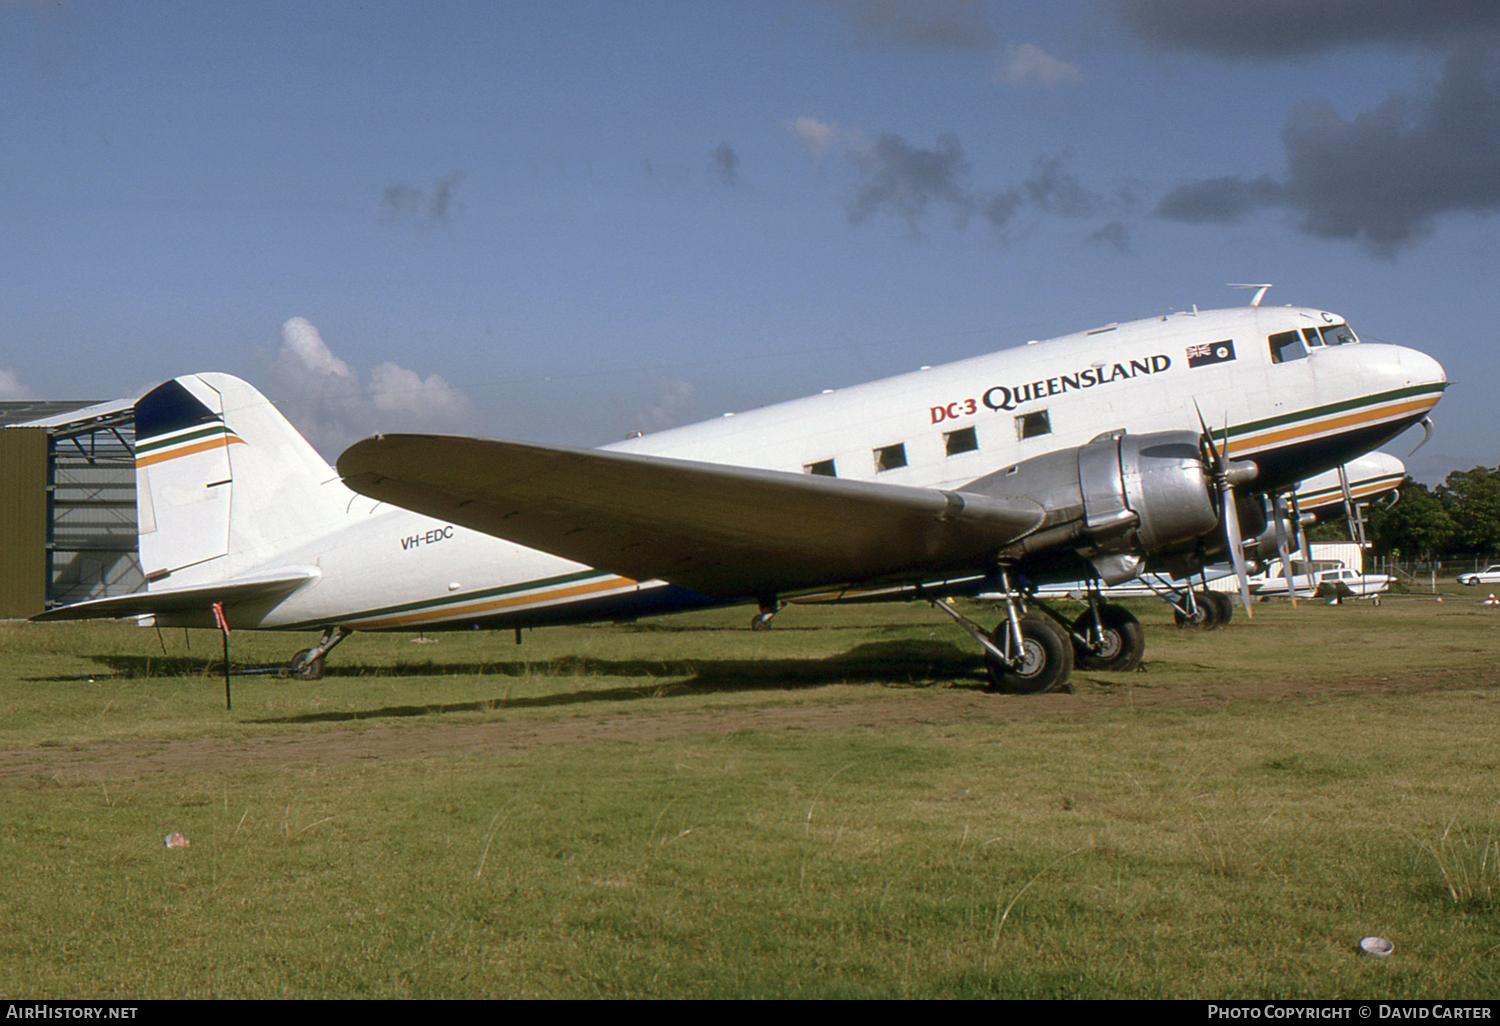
[338,434,1047,597]
[32,569,317,623]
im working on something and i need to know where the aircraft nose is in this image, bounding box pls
[1398,346,1448,390]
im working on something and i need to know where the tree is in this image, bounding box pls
[1366,478,1455,560]
[1439,466,1500,555]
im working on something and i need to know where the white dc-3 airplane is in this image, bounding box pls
[36,297,1448,693]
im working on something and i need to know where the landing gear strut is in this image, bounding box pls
[1070,595,1145,672]
[931,570,1074,694]
[1171,590,1231,629]
[750,595,781,632]
[987,614,1073,693]
[279,626,352,681]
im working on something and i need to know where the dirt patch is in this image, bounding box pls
[4,670,1472,782]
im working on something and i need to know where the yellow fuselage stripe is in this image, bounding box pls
[352,575,639,629]
[1226,397,1435,458]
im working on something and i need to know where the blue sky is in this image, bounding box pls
[3,1,1497,483]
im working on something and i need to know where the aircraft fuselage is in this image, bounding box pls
[142,304,1450,632]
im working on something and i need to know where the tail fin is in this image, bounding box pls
[134,373,355,588]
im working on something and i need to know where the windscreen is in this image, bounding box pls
[1319,323,1358,346]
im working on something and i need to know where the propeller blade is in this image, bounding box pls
[1196,400,1254,615]
[1273,493,1297,608]
[1222,486,1254,616]
[1194,401,1225,469]
[1289,489,1314,577]
[1336,464,1368,547]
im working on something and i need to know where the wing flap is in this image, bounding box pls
[338,435,1046,597]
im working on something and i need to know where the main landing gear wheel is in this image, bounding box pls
[985,614,1074,694]
[1071,605,1145,672]
[1206,591,1234,626]
[1173,591,1222,630]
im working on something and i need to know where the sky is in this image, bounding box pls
[2,0,1497,484]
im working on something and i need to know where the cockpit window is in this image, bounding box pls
[1301,328,1323,347]
[1268,330,1307,364]
[1319,323,1358,346]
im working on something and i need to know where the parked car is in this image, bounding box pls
[1457,565,1500,586]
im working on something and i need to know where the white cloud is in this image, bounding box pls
[370,361,472,420]
[996,44,1082,87]
[0,367,31,400]
[787,117,837,163]
[277,317,353,380]
[269,317,474,457]
[786,116,862,165]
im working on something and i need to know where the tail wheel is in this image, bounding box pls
[1173,591,1222,630]
[1072,605,1145,672]
[985,614,1074,694]
[280,649,326,681]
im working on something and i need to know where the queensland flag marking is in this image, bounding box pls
[1186,339,1236,368]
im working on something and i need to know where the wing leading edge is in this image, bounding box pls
[337,435,1047,598]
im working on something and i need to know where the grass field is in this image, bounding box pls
[2,592,1498,998]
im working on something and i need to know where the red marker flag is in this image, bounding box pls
[212,601,229,635]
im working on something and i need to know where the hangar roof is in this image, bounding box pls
[0,397,134,438]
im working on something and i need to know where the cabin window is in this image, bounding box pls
[874,443,907,472]
[1016,410,1051,440]
[804,458,837,477]
[1268,330,1307,364]
[944,426,978,456]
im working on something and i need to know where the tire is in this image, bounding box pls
[281,648,326,681]
[1071,605,1145,672]
[1207,591,1234,626]
[985,614,1074,694]
[1173,592,1221,630]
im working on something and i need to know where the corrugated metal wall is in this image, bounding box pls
[47,426,142,607]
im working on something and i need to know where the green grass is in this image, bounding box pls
[2,592,1498,998]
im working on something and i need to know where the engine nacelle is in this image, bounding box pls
[960,430,1221,583]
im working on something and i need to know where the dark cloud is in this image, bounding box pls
[709,142,740,187]
[1114,0,1500,60]
[1155,175,1285,224]
[381,171,464,227]
[982,188,1023,231]
[1156,42,1500,254]
[1088,220,1133,254]
[846,133,977,235]
[843,133,1132,247]
[1023,155,1101,217]
[821,0,997,52]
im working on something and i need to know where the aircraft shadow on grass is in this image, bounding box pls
[54,639,989,723]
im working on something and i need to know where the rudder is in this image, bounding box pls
[134,374,356,588]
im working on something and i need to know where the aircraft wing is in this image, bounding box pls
[338,434,1048,598]
[31,569,317,622]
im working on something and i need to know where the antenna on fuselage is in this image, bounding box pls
[1229,283,1273,307]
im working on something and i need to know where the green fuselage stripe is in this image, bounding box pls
[1215,383,1444,443]
[277,567,617,630]
[136,424,235,454]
